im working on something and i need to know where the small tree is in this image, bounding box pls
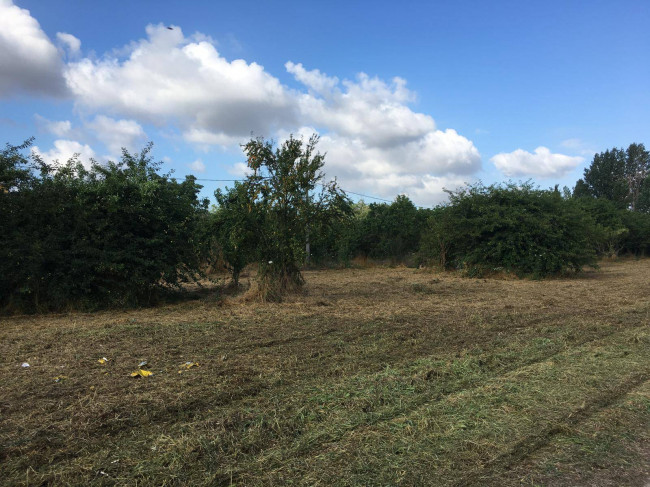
[213,182,260,286]
[241,134,347,300]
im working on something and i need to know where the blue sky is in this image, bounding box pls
[1,0,648,206]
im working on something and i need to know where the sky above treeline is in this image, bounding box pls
[1,0,649,206]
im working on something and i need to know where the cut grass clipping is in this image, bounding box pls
[1,259,649,486]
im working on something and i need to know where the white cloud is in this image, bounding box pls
[288,63,433,149]
[34,114,146,158]
[281,65,481,203]
[491,147,583,178]
[32,139,96,168]
[0,0,67,97]
[62,24,481,203]
[56,32,81,55]
[86,115,146,157]
[285,61,339,94]
[560,138,582,150]
[228,161,251,177]
[35,114,72,137]
[188,159,206,173]
[560,138,595,156]
[182,127,241,148]
[64,24,297,143]
[314,130,479,205]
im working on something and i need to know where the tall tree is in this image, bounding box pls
[575,147,628,207]
[574,143,650,211]
[624,143,650,211]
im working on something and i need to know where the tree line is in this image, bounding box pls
[2,136,649,312]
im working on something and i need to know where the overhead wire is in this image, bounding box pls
[190,177,433,209]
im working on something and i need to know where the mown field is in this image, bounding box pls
[1,260,650,486]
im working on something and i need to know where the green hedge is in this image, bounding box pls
[0,141,209,312]
[419,183,598,277]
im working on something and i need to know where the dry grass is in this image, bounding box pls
[1,259,650,486]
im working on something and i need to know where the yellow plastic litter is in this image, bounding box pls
[98,357,109,364]
[130,369,153,378]
[178,362,199,374]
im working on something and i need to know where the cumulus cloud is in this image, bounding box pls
[560,138,595,156]
[491,147,583,178]
[61,24,480,203]
[0,0,67,97]
[281,65,481,203]
[64,24,297,143]
[315,130,478,205]
[288,63,433,149]
[228,161,252,177]
[35,114,73,137]
[188,159,206,173]
[183,127,241,148]
[32,139,96,168]
[56,32,81,55]
[86,115,146,157]
[34,115,145,160]
[285,61,339,94]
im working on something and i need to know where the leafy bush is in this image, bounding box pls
[0,141,209,312]
[620,210,650,256]
[360,195,422,260]
[331,196,431,264]
[572,196,650,257]
[212,182,261,285]
[419,182,598,277]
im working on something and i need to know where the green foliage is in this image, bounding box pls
[619,210,650,256]
[625,143,650,211]
[361,195,422,260]
[571,195,650,257]
[0,140,208,312]
[0,137,36,191]
[575,143,650,211]
[235,134,349,299]
[420,182,598,277]
[334,196,430,264]
[212,182,260,284]
[576,147,628,206]
[637,175,650,213]
[572,197,629,257]
[327,201,371,264]
[298,192,353,265]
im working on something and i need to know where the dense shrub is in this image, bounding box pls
[359,195,421,260]
[572,196,650,257]
[0,141,209,312]
[419,183,598,277]
[620,210,650,256]
[328,196,431,264]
